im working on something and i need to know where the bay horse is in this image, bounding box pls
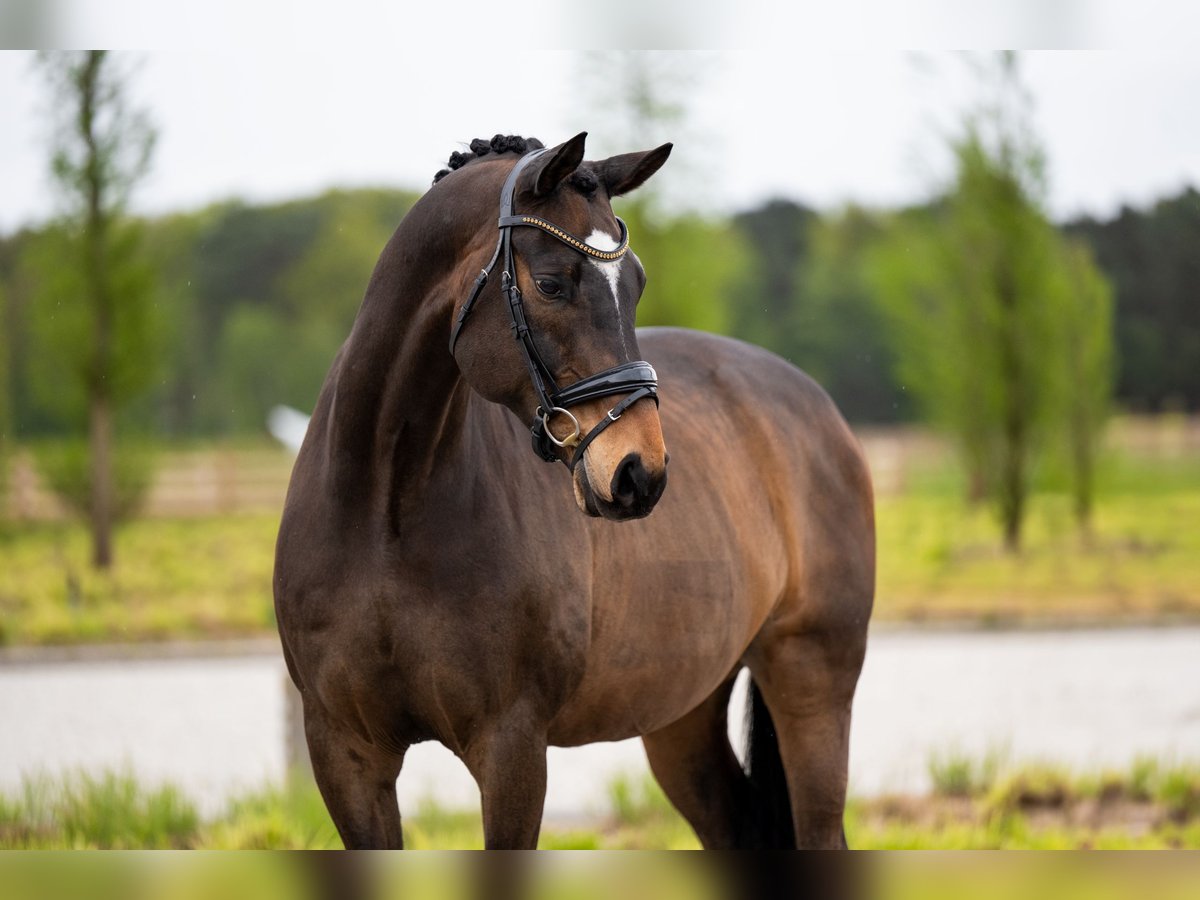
[274,133,874,849]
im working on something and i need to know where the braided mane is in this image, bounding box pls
[433,135,545,184]
[433,134,599,195]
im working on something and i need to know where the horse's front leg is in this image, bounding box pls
[464,712,548,849]
[303,698,406,849]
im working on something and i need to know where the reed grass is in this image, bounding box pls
[2,757,1198,850]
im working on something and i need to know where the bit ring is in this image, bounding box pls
[541,406,582,449]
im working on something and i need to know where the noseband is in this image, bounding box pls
[448,149,660,469]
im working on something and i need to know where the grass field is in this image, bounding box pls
[876,452,1200,623]
[2,756,1198,850]
[1,426,1198,645]
[0,515,277,646]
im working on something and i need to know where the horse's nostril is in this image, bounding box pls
[612,454,648,508]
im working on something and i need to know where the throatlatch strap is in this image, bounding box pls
[448,239,502,353]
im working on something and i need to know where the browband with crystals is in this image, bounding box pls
[497,215,630,261]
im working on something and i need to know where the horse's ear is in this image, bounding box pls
[531,132,588,197]
[598,143,673,197]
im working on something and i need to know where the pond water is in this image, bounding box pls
[1,627,1197,820]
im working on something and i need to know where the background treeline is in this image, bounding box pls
[0,184,1197,440]
[0,188,418,439]
[1065,190,1200,414]
[723,187,1200,424]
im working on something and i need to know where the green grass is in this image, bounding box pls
[927,746,1007,797]
[0,514,280,645]
[598,772,699,849]
[0,770,198,849]
[875,451,1200,623]
[854,755,1200,850]
[3,759,1199,850]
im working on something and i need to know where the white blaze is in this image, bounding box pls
[581,228,630,473]
[584,229,625,317]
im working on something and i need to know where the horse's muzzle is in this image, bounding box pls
[575,451,667,521]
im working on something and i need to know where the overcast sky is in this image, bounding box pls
[2,48,1198,234]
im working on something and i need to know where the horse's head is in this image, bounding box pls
[446,133,671,521]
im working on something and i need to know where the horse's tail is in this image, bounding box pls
[740,676,796,848]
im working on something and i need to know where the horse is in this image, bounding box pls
[274,133,874,849]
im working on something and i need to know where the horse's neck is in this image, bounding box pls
[322,216,471,506]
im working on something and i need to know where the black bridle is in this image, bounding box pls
[448,149,659,469]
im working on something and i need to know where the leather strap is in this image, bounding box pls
[565,386,657,472]
[529,363,660,464]
[551,362,657,408]
[450,150,550,355]
[447,237,503,354]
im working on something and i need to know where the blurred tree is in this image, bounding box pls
[573,51,740,336]
[573,51,692,205]
[135,208,206,437]
[576,54,901,419]
[1055,238,1114,533]
[0,278,10,506]
[870,201,999,505]
[792,206,912,423]
[728,199,816,357]
[192,189,413,431]
[124,188,416,436]
[617,204,743,336]
[1066,188,1200,413]
[35,51,157,568]
[869,53,1112,550]
[0,231,48,437]
[214,306,311,432]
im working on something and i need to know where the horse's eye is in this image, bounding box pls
[535,279,562,297]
